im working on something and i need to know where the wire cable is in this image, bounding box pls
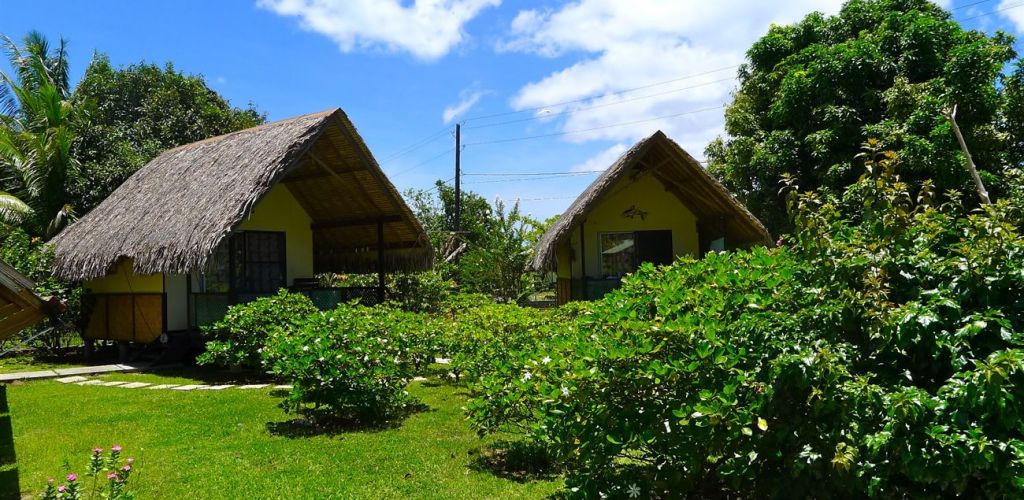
[963,0,1024,20]
[463,105,725,146]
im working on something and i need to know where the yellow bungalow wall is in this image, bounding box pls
[237,184,314,285]
[82,183,316,340]
[556,172,699,279]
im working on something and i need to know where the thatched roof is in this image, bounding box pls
[0,259,48,339]
[531,131,770,271]
[52,108,432,281]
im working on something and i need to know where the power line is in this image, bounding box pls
[378,126,451,164]
[388,147,455,177]
[963,0,1024,20]
[463,105,726,146]
[463,76,735,131]
[463,170,605,176]
[461,64,741,123]
[953,0,999,11]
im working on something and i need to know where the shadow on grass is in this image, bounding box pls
[469,440,560,483]
[265,400,432,438]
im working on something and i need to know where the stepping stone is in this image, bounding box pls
[199,385,234,390]
[76,380,104,386]
[56,376,89,384]
[434,358,451,365]
[237,384,269,389]
[412,376,427,382]
[118,382,152,389]
[147,384,179,390]
[172,385,205,391]
[99,381,128,387]
[273,385,293,390]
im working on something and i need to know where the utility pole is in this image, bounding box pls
[454,123,462,232]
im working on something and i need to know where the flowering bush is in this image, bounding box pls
[197,290,318,369]
[41,446,136,499]
[260,304,419,422]
[468,147,1024,497]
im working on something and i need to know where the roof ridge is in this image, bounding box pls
[159,108,338,155]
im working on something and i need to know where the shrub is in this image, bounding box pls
[468,146,1024,497]
[196,290,318,369]
[41,445,137,499]
[388,271,455,313]
[0,225,82,352]
[439,300,553,383]
[260,303,418,422]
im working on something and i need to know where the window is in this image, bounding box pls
[600,232,636,278]
[599,230,673,278]
[199,231,286,294]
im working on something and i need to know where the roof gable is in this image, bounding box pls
[530,131,770,271]
[52,108,432,281]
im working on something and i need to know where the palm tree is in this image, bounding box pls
[0,31,80,237]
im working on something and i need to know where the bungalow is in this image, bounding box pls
[0,259,56,340]
[530,131,770,304]
[51,108,432,345]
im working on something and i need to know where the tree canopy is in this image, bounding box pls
[70,54,264,213]
[706,0,1023,234]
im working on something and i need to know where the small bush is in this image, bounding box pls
[260,304,418,422]
[41,445,137,500]
[197,290,318,369]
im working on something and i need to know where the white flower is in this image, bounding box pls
[664,420,671,433]
[541,356,551,365]
[302,346,309,352]
[522,371,532,381]
[561,386,569,396]
[627,484,641,498]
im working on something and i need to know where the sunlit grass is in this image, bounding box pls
[9,372,560,498]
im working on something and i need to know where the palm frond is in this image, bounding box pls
[0,190,32,225]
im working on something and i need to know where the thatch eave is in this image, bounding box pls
[529,130,770,272]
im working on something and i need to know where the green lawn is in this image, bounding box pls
[8,371,561,498]
[0,354,87,374]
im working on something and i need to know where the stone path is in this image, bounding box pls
[0,364,154,382]
[51,376,293,392]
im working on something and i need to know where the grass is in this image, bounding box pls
[0,354,87,374]
[9,371,562,498]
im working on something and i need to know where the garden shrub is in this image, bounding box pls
[468,145,1024,497]
[197,290,318,369]
[260,303,419,422]
[0,225,81,352]
[439,300,553,383]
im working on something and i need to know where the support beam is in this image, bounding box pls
[311,214,403,231]
[284,166,364,183]
[376,220,386,304]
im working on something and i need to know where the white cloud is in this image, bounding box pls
[259,0,500,60]
[502,0,847,151]
[570,143,628,172]
[998,0,1024,31]
[443,88,487,123]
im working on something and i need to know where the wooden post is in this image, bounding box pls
[579,222,587,300]
[377,220,385,304]
[454,124,462,232]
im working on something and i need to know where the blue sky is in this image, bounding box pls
[3,0,1023,219]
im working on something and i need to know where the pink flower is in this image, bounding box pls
[107,473,117,480]
[92,447,103,454]
[66,473,77,482]
[126,458,135,464]
[122,465,131,472]
[111,445,122,452]
[57,486,65,493]
[47,478,54,483]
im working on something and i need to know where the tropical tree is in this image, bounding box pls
[0,31,81,237]
[706,0,1021,234]
[70,55,264,212]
